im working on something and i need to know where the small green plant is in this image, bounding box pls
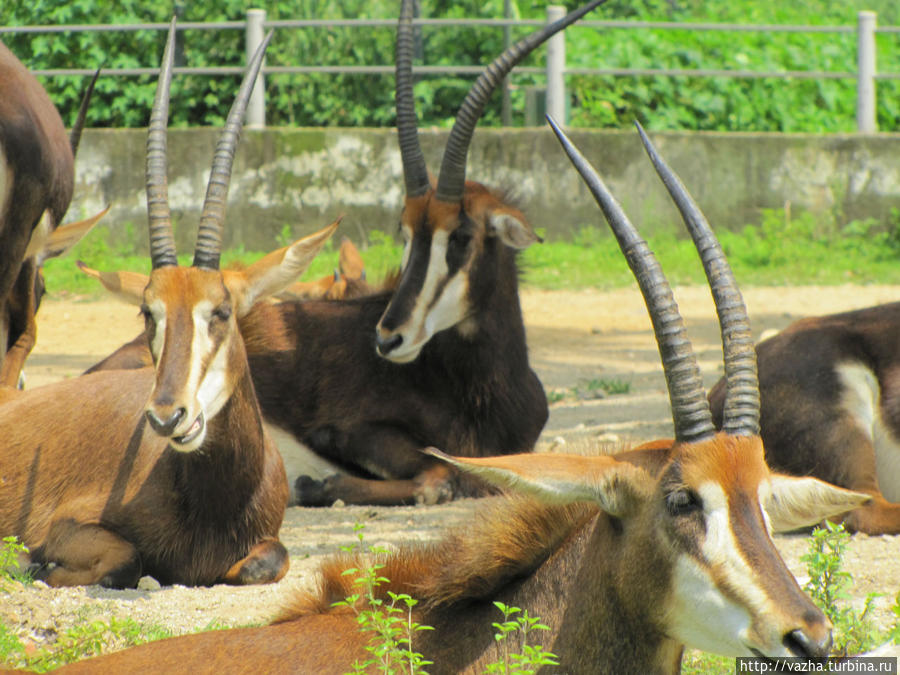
[484,602,558,675]
[2,614,175,672]
[0,621,25,666]
[801,521,881,656]
[545,389,566,404]
[333,523,433,675]
[888,590,900,645]
[0,536,31,590]
[585,377,631,396]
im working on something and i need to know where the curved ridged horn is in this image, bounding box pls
[635,123,760,437]
[396,0,430,197]
[193,31,273,270]
[147,18,178,270]
[70,67,101,157]
[434,0,606,203]
[547,115,715,443]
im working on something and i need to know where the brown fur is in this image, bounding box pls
[0,41,76,386]
[88,211,547,508]
[708,301,900,533]
[278,498,595,620]
[53,435,861,674]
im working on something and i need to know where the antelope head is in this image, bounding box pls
[140,21,335,452]
[427,120,870,660]
[374,0,606,363]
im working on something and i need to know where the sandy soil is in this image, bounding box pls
[3,285,899,662]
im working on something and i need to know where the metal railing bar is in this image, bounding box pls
[37,65,900,81]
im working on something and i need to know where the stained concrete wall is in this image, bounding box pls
[71,127,900,252]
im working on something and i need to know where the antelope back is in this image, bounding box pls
[374,0,605,363]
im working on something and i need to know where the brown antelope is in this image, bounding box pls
[708,302,900,534]
[0,42,105,388]
[276,236,377,301]
[0,21,339,588]
[49,121,869,675]
[82,0,605,507]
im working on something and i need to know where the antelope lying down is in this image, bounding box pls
[83,0,606,507]
[0,22,338,588]
[51,123,868,673]
[709,302,900,534]
[0,41,105,388]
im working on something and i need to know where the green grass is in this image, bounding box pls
[44,208,900,301]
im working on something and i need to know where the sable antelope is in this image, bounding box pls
[708,302,900,534]
[50,122,869,675]
[83,0,606,507]
[0,41,105,388]
[0,22,339,588]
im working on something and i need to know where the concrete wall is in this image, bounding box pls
[72,127,900,253]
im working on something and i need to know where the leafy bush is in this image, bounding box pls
[2,0,898,131]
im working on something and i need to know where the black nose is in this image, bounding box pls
[145,407,186,436]
[375,332,403,356]
[784,628,832,658]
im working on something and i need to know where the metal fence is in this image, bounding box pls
[2,7,897,132]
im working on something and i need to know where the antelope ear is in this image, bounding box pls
[30,206,110,263]
[424,448,649,518]
[234,219,339,316]
[338,237,366,280]
[486,211,542,249]
[77,261,148,306]
[764,474,872,533]
[275,273,338,301]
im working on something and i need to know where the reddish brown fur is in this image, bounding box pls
[709,301,900,533]
[54,434,853,673]
[0,264,292,587]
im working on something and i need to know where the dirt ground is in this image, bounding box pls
[3,285,900,661]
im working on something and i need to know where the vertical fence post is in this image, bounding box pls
[246,8,267,128]
[856,11,877,133]
[501,0,512,126]
[546,5,566,125]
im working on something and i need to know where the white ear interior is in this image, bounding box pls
[487,212,540,249]
[764,474,871,532]
[426,449,648,518]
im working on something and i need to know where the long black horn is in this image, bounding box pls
[635,122,760,437]
[396,0,430,197]
[70,67,101,158]
[547,115,715,443]
[434,0,606,204]
[193,31,273,270]
[147,18,178,270]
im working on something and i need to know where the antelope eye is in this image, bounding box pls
[212,304,232,321]
[139,305,153,323]
[666,488,701,517]
[449,228,471,248]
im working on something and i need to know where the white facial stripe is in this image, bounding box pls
[188,300,232,422]
[669,555,751,656]
[668,481,792,658]
[148,298,167,359]
[400,225,413,268]
[387,229,470,362]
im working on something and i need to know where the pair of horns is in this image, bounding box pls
[396,0,607,202]
[548,118,759,442]
[146,18,272,270]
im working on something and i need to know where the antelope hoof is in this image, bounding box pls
[26,559,57,581]
[414,474,454,505]
[223,538,289,585]
[294,474,339,507]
